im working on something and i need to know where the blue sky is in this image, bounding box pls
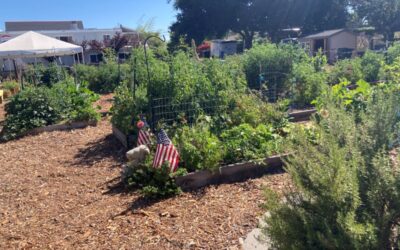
[0,0,177,35]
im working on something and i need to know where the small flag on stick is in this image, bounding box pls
[153,129,180,172]
[136,116,153,147]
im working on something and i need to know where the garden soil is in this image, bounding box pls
[0,97,291,249]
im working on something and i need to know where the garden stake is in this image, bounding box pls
[143,34,166,131]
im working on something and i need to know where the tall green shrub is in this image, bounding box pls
[242,43,307,91]
[360,51,384,83]
[290,62,328,108]
[386,42,400,64]
[329,58,364,84]
[263,89,400,249]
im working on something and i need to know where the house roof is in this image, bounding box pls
[5,21,84,32]
[304,29,347,39]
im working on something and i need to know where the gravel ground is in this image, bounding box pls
[0,99,291,249]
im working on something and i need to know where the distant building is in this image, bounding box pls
[300,29,357,62]
[0,20,137,71]
[210,40,238,59]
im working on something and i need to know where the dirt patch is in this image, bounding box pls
[0,118,291,249]
[94,93,114,114]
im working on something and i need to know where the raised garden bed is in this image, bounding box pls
[112,125,135,148]
[23,120,98,137]
[175,154,288,191]
[288,109,317,122]
[112,109,317,149]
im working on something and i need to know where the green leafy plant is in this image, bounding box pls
[1,78,99,141]
[75,62,131,93]
[386,42,400,64]
[1,81,19,92]
[313,79,371,112]
[360,50,384,83]
[24,63,67,87]
[110,83,148,135]
[1,86,61,140]
[290,61,328,108]
[221,123,282,164]
[173,120,224,172]
[242,43,307,92]
[123,160,186,199]
[329,58,364,84]
[227,91,289,129]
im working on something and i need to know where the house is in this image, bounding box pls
[210,40,237,59]
[300,29,357,62]
[0,21,137,71]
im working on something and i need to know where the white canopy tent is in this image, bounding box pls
[0,31,83,59]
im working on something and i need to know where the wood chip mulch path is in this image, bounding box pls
[0,118,291,249]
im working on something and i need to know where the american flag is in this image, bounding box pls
[153,129,180,172]
[136,116,153,146]
[137,129,152,146]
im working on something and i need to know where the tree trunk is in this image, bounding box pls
[242,32,254,50]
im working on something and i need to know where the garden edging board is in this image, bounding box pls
[175,154,288,191]
[23,120,98,137]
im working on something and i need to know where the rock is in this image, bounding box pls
[126,145,150,165]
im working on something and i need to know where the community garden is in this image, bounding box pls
[2,40,400,248]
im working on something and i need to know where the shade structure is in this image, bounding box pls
[0,31,83,59]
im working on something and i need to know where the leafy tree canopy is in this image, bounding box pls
[169,0,350,49]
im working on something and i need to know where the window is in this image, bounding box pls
[118,53,130,60]
[90,54,103,64]
[59,36,73,43]
[74,53,83,63]
[103,35,111,41]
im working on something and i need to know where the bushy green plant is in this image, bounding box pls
[290,62,328,108]
[386,42,400,64]
[263,89,400,249]
[1,81,19,92]
[313,79,372,112]
[123,161,186,199]
[111,83,148,135]
[24,63,67,87]
[1,87,61,140]
[173,120,224,172]
[75,62,131,93]
[360,50,384,83]
[221,123,282,164]
[1,78,99,141]
[227,92,289,129]
[329,58,364,84]
[312,49,328,72]
[381,56,400,82]
[242,43,307,91]
[50,80,100,122]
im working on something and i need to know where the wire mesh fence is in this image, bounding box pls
[150,72,294,127]
[151,95,225,126]
[257,71,291,103]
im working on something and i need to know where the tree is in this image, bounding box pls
[297,0,350,35]
[105,33,129,53]
[351,0,400,40]
[170,0,296,49]
[169,0,351,49]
